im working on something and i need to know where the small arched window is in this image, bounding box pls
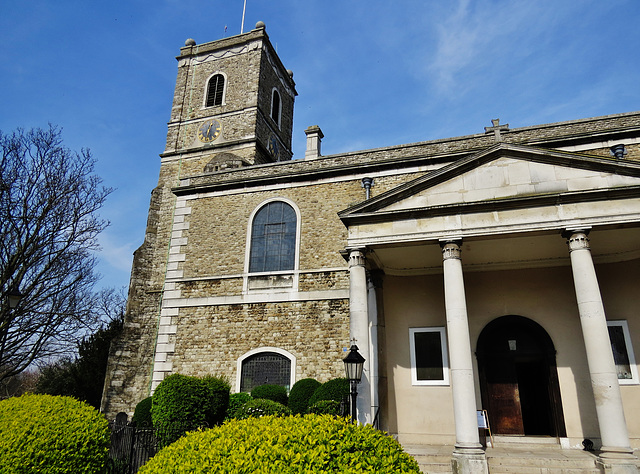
[270,89,281,127]
[249,201,296,273]
[240,351,292,392]
[206,74,225,107]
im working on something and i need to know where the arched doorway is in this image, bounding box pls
[476,316,566,437]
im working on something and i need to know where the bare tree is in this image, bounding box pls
[0,125,113,382]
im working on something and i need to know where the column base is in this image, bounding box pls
[451,448,488,474]
[596,459,639,474]
[597,447,638,474]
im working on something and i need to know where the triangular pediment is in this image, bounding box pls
[339,143,640,225]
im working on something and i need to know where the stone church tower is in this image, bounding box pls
[165,20,296,172]
[101,22,298,415]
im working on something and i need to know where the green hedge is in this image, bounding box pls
[308,378,349,407]
[151,374,230,447]
[139,414,421,473]
[132,396,153,427]
[251,384,288,405]
[0,394,110,474]
[225,392,252,421]
[287,378,320,415]
[232,399,291,419]
[307,399,343,416]
[202,375,231,426]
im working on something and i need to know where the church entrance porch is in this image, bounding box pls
[476,315,566,438]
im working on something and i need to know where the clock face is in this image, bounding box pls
[268,135,280,160]
[197,119,222,143]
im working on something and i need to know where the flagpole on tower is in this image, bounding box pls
[240,0,247,34]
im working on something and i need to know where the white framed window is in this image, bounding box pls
[409,327,449,386]
[236,347,296,393]
[607,320,638,385]
[243,198,301,292]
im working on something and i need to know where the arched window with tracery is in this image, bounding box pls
[206,74,225,107]
[248,200,296,273]
[239,350,294,392]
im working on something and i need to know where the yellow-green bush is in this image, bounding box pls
[139,414,421,473]
[0,393,110,474]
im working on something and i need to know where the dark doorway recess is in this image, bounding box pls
[476,315,566,437]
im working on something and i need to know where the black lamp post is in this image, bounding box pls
[343,344,365,423]
[1,287,22,366]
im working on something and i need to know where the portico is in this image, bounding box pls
[340,143,640,472]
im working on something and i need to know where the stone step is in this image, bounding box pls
[487,446,601,473]
[403,445,453,474]
[402,443,628,474]
[488,466,600,474]
[415,461,452,474]
[490,435,562,447]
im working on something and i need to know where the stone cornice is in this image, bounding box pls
[339,185,640,227]
[171,112,640,195]
[338,142,640,218]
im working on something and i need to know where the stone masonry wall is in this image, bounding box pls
[168,299,349,386]
[181,174,422,278]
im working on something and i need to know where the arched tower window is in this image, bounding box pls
[249,201,296,273]
[270,89,281,127]
[206,74,225,107]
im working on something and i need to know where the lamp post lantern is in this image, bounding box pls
[7,288,22,309]
[1,287,22,367]
[343,344,365,423]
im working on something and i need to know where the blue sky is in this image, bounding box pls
[2,1,639,292]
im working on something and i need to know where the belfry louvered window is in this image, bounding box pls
[206,74,225,107]
[249,201,296,273]
[271,89,281,126]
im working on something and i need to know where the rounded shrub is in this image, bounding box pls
[308,377,349,407]
[202,375,231,426]
[152,373,230,447]
[139,414,421,473]
[132,396,153,427]
[0,393,110,474]
[225,392,252,421]
[307,399,343,416]
[232,398,291,419]
[251,383,288,405]
[288,378,321,415]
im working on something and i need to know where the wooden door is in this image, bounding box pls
[477,316,566,437]
[484,356,524,435]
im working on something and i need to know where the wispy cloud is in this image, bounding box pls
[97,232,136,274]
[427,1,564,95]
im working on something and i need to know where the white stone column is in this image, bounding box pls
[441,241,485,459]
[367,275,379,423]
[348,248,372,425]
[565,230,635,461]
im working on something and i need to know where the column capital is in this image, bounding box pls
[440,240,462,261]
[563,229,591,252]
[347,248,367,268]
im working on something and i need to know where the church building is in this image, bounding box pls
[102,22,640,472]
